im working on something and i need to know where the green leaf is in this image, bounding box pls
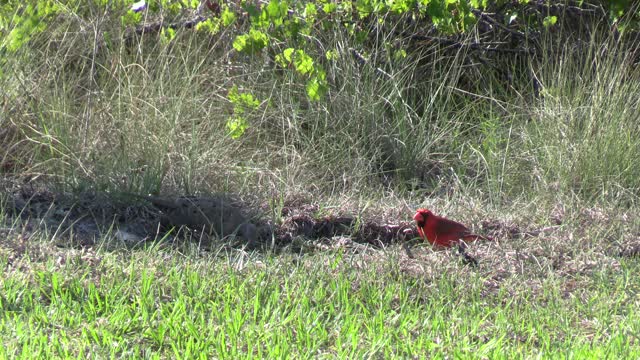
[315,68,326,81]
[232,34,247,52]
[256,9,271,28]
[221,8,236,26]
[543,15,557,28]
[394,49,407,60]
[322,3,337,13]
[284,18,303,38]
[325,49,339,61]
[275,48,292,68]
[167,2,182,14]
[239,93,260,110]
[293,50,314,75]
[390,0,414,14]
[228,86,240,104]
[306,76,327,101]
[356,0,373,18]
[196,18,221,34]
[122,10,143,27]
[283,48,295,62]
[266,0,289,26]
[304,3,317,19]
[244,3,262,18]
[232,29,269,54]
[2,2,62,52]
[160,27,176,44]
[228,87,261,113]
[226,116,249,139]
[226,86,260,139]
[275,48,295,68]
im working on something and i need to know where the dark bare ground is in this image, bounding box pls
[3,184,420,250]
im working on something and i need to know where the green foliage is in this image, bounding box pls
[2,0,640,60]
[121,8,143,26]
[221,7,237,26]
[543,15,557,28]
[196,17,222,35]
[228,86,261,112]
[277,48,313,74]
[233,29,269,55]
[321,2,337,14]
[389,0,415,14]
[266,0,289,26]
[305,74,327,101]
[1,2,60,53]
[304,2,317,19]
[226,116,250,139]
[275,48,328,100]
[226,86,262,139]
[160,26,176,44]
[53,0,636,111]
[325,49,338,60]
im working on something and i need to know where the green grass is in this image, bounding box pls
[1,226,639,358]
[2,195,640,359]
[0,196,639,358]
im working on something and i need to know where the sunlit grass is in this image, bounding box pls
[1,218,639,358]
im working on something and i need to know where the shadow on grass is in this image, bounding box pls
[2,184,422,255]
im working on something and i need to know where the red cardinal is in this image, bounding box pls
[413,208,490,248]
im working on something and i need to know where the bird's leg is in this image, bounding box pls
[457,241,478,267]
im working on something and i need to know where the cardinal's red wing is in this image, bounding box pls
[433,216,470,236]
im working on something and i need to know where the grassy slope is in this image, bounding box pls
[2,6,640,358]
